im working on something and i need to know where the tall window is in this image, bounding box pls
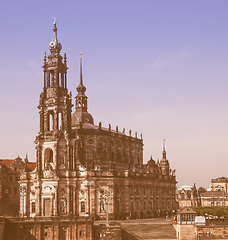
[50,71,54,87]
[44,148,53,163]
[100,200,105,213]
[58,112,62,130]
[86,150,93,161]
[31,202,36,213]
[48,113,53,131]
[81,201,85,212]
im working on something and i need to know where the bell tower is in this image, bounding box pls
[72,53,94,127]
[36,20,72,173]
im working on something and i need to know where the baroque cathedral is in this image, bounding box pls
[19,21,177,220]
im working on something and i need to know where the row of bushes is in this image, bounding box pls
[191,206,228,219]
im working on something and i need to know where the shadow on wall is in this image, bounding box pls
[3,220,37,240]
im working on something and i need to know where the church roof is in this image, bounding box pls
[0,158,36,172]
[178,207,196,214]
[0,159,15,169]
[26,162,36,171]
[72,123,143,142]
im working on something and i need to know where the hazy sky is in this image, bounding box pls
[0,0,228,188]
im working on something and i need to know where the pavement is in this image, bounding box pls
[96,218,177,240]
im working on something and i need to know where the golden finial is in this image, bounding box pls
[80,52,82,59]
[54,17,56,25]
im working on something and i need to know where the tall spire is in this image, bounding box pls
[80,52,83,85]
[162,139,166,159]
[76,52,86,94]
[160,138,170,175]
[72,53,94,126]
[53,17,57,41]
[49,18,62,53]
[163,139,166,151]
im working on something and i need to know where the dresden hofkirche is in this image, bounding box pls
[19,22,177,220]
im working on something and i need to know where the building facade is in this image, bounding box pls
[19,22,177,220]
[176,184,199,209]
[211,177,228,193]
[201,177,228,207]
[0,156,35,216]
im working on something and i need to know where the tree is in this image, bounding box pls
[198,187,207,195]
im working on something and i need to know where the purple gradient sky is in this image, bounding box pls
[0,0,228,188]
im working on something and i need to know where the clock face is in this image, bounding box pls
[49,41,55,47]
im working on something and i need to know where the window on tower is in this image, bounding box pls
[31,202,36,213]
[48,113,54,131]
[44,148,53,163]
[58,112,62,130]
[81,201,85,212]
[50,71,54,87]
[59,73,61,87]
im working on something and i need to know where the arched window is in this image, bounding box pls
[81,201,85,212]
[44,148,53,163]
[31,202,36,213]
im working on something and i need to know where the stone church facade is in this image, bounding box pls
[19,22,177,221]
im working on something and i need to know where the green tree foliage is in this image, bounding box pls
[191,206,228,220]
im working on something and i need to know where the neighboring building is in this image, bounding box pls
[175,207,197,240]
[176,184,199,208]
[201,191,228,207]
[211,177,228,193]
[0,156,35,216]
[19,21,177,220]
[177,207,196,225]
[201,177,228,206]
